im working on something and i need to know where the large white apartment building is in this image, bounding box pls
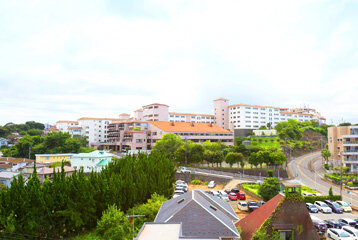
[55,103,214,145]
[214,98,326,136]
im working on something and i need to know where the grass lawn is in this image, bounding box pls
[301,185,317,194]
[242,183,261,197]
[250,136,281,149]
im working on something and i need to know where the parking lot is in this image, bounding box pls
[311,211,358,221]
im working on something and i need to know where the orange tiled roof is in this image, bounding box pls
[169,112,215,117]
[143,103,169,108]
[148,121,232,134]
[236,193,284,240]
[49,126,59,131]
[69,127,82,129]
[280,111,313,116]
[56,120,78,123]
[228,104,281,109]
[134,109,143,112]
[119,113,130,116]
[214,98,229,101]
[0,157,34,163]
[78,117,126,121]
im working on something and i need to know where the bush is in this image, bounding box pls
[258,177,280,201]
[267,170,274,177]
[324,164,330,170]
[96,205,131,240]
[303,195,341,204]
[190,179,202,185]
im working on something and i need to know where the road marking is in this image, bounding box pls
[296,153,358,205]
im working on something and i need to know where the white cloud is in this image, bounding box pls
[0,0,357,125]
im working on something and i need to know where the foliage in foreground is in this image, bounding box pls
[0,152,175,239]
[258,177,281,201]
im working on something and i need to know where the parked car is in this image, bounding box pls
[258,201,266,207]
[228,192,238,201]
[238,193,246,200]
[176,183,188,192]
[247,201,259,212]
[324,219,342,229]
[325,200,344,214]
[179,167,191,174]
[224,189,231,194]
[218,190,229,201]
[327,228,354,240]
[342,226,358,239]
[238,201,248,211]
[338,219,357,227]
[306,203,319,213]
[175,180,186,185]
[173,190,185,198]
[210,190,220,198]
[337,201,353,212]
[231,188,240,194]
[314,201,332,213]
[312,220,327,235]
[208,181,216,188]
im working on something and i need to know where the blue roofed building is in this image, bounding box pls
[71,150,114,173]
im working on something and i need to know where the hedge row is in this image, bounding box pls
[304,195,341,204]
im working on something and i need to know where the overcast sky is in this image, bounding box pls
[0,0,357,125]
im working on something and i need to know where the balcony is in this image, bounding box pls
[343,135,358,139]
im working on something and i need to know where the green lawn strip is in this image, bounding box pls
[250,136,281,149]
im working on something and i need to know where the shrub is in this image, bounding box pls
[267,170,274,177]
[191,179,202,185]
[303,195,341,204]
[324,164,330,170]
[329,186,333,198]
[258,177,280,201]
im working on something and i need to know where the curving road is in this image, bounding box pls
[288,152,358,208]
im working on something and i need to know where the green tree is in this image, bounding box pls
[225,152,243,168]
[96,205,131,240]
[153,133,184,160]
[258,177,280,201]
[269,151,286,167]
[321,149,331,164]
[338,122,351,126]
[329,186,333,198]
[27,129,43,136]
[248,152,260,168]
[275,119,302,140]
[259,126,267,130]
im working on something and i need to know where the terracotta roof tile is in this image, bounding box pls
[149,121,232,134]
[56,120,78,123]
[280,111,313,116]
[236,193,284,240]
[124,131,145,133]
[143,103,169,108]
[68,127,82,129]
[214,98,229,101]
[78,117,126,121]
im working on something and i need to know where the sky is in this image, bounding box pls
[0,0,358,125]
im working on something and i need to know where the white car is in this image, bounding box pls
[338,218,357,227]
[314,201,332,213]
[176,183,188,192]
[210,190,220,198]
[238,201,248,211]
[337,201,353,212]
[208,181,216,188]
[327,228,355,240]
[342,226,358,240]
[173,190,185,198]
[175,180,186,185]
[218,190,229,201]
[179,167,191,174]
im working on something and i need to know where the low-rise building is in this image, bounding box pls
[35,153,74,164]
[0,157,34,171]
[253,129,277,136]
[71,150,114,173]
[36,166,75,181]
[237,183,318,240]
[136,189,240,240]
[103,121,233,151]
[0,138,8,148]
[0,172,20,188]
[328,125,358,172]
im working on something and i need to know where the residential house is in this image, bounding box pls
[71,150,114,173]
[0,172,20,188]
[35,153,74,164]
[0,138,8,148]
[36,166,75,182]
[136,189,240,240]
[237,183,319,240]
[0,157,34,171]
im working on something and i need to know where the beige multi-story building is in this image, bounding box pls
[328,125,358,172]
[103,120,233,151]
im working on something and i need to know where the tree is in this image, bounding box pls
[269,151,286,167]
[329,186,333,198]
[225,152,243,168]
[321,149,331,164]
[267,122,273,130]
[338,122,351,126]
[153,133,184,160]
[275,119,302,140]
[96,205,131,240]
[258,177,280,201]
[27,129,43,136]
[248,152,260,168]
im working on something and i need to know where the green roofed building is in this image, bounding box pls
[71,150,114,173]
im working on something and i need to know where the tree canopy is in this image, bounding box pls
[258,177,281,201]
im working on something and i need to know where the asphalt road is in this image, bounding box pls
[288,152,358,208]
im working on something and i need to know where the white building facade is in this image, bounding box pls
[71,150,114,173]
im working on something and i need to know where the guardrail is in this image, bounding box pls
[185,167,282,181]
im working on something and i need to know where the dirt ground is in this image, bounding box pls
[188,179,262,220]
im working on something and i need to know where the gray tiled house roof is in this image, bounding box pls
[154,190,240,239]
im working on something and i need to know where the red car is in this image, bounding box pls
[228,193,238,201]
[237,193,246,200]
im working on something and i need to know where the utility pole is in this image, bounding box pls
[126,208,145,240]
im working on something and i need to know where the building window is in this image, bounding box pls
[279,230,293,240]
